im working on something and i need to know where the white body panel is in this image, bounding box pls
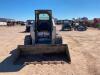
[30,22,35,45]
[0,22,7,26]
[52,19,56,44]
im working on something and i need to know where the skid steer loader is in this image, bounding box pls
[16,10,71,64]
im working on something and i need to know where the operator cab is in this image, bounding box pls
[35,10,53,44]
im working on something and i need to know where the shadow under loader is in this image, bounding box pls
[0,49,24,72]
[0,47,70,72]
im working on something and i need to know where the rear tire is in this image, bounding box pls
[55,36,62,44]
[24,35,32,45]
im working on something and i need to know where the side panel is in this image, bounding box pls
[52,19,56,44]
[30,23,35,45]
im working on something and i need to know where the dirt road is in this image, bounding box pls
[0,26,100,75]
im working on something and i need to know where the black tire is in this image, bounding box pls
[55,36,62,44]
[24,35,32,45]
[26,26,30,32]
[75,25,87,31]
[69,27,72,31]
[61,26,72,31]
[74,26,77,31]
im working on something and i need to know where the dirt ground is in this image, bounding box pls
[0,25,100,75]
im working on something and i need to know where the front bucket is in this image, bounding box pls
[16,44,71,64]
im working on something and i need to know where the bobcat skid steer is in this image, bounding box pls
[15,10,71,64]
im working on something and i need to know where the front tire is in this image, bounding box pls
[24,35,32,45]
[55,36,62,44]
